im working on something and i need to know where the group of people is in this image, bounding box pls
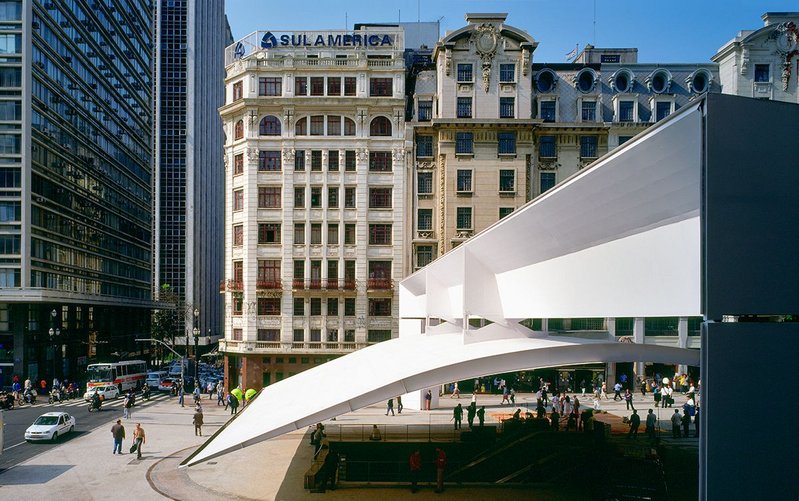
[408,447,448,493]
[110,419,146,460]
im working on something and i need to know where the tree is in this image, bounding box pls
[151,284,184,365]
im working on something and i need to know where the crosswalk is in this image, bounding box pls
[36,392,172,409]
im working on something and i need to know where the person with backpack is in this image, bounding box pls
[229,393,239,414]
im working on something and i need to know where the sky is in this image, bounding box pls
[225,0,799,63]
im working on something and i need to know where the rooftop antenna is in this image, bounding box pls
[398,9,401,24]
[593,0,597,44]
[345,12,348,30]
[418,0,420,23]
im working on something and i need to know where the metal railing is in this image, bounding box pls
[219,279,243,292]
[256,279,282,290]
[366,278,393,290]
[292,279,357,290]
[322,423,464,443]
[220,339,371,353]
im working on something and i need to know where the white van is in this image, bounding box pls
[146,371,168,389]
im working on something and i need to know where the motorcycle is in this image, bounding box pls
[142,386,151,401]
[88,398,103,412]
[48,389,62,404]
[0,392,14,410]
[22,389,36,405]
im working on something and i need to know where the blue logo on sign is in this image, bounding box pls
[261,32,277,49]
[234,42,246,59]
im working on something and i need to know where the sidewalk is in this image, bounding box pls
[0,388,697,500]
[0,393,229,500]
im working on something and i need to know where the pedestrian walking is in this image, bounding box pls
[386,398,395,416]
[424,389,432,410]
[624,389,635,410]
[193,385,201,404]
[111,419,125,454]
[178,385,185,407]
[435,448,447,493]
[646,409,657,440]
[453,403,463,430]
[207,381,214,399]
[627,410,640,438]
[601,381,608,400]
[613,382,622,401]
[467,402,477,428]
[193,409,204,436]
[671,409,682,438]
[409,449,422,493]
[230,393,239,414]
[397,395,403,414]
[123,393,132,419]
[132,423,145,459]
[682,410,692,438]
[217,384,224,406]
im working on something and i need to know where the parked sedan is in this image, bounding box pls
[83,385,120,402]
[25,412,76,442]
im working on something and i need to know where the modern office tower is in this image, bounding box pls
[153,0,231,352]
[220,27,407,390]
[0,0,153,386]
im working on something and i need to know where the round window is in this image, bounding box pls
[536,71,555,93]
[577,70,595,93]
[691,72,708,94]
[614,73,629,93]
[651,72,668,94]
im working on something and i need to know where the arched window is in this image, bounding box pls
[259,115,281,136]
[295,117,307,136]
[370,116,391,136]
[344,117,356,136]
[234,120,244,140]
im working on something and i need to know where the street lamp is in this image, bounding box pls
[136,338,183,387]
[193,308,200,389]
[49,309,59,384]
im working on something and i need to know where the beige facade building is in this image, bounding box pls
[219,29,407,389]
[409,14,536,273]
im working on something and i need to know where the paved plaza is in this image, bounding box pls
[0,388,697,500]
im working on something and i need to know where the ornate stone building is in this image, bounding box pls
[219,28,407,389]
[713,12,799,103]
[408,13,535,273]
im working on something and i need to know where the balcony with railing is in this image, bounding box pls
[292,278,358,292]
[256,279,282,290]
[366,278,394,291]
[219,279,243,292]
[220,339,372,354]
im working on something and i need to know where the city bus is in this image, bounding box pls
[86,360,148,393]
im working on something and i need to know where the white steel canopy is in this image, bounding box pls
[183,100,706,468]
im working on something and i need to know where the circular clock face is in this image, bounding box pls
[477,32,496,52]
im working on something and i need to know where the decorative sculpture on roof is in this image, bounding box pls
[470,24,499,93]
[773,22,799,91]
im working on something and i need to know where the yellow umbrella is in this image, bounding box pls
[230,388,243,401]
[245,388,257,401]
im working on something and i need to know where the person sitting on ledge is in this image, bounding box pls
[512,408,522,421]
[369,424,382,441]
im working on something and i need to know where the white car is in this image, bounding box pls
[25,412,76,442]
[83,385,120,402]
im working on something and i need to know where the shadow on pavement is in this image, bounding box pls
[0,464,75,484]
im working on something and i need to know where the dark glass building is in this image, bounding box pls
[0,0,154,386]
[153,0,230,354]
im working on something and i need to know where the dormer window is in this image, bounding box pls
[535,69,556,93]
[610,69,635,93]
[686,69,712,94]
[575,68,598,93]
[647,69,672,94]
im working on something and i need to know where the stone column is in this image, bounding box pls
[677,316,688,374]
